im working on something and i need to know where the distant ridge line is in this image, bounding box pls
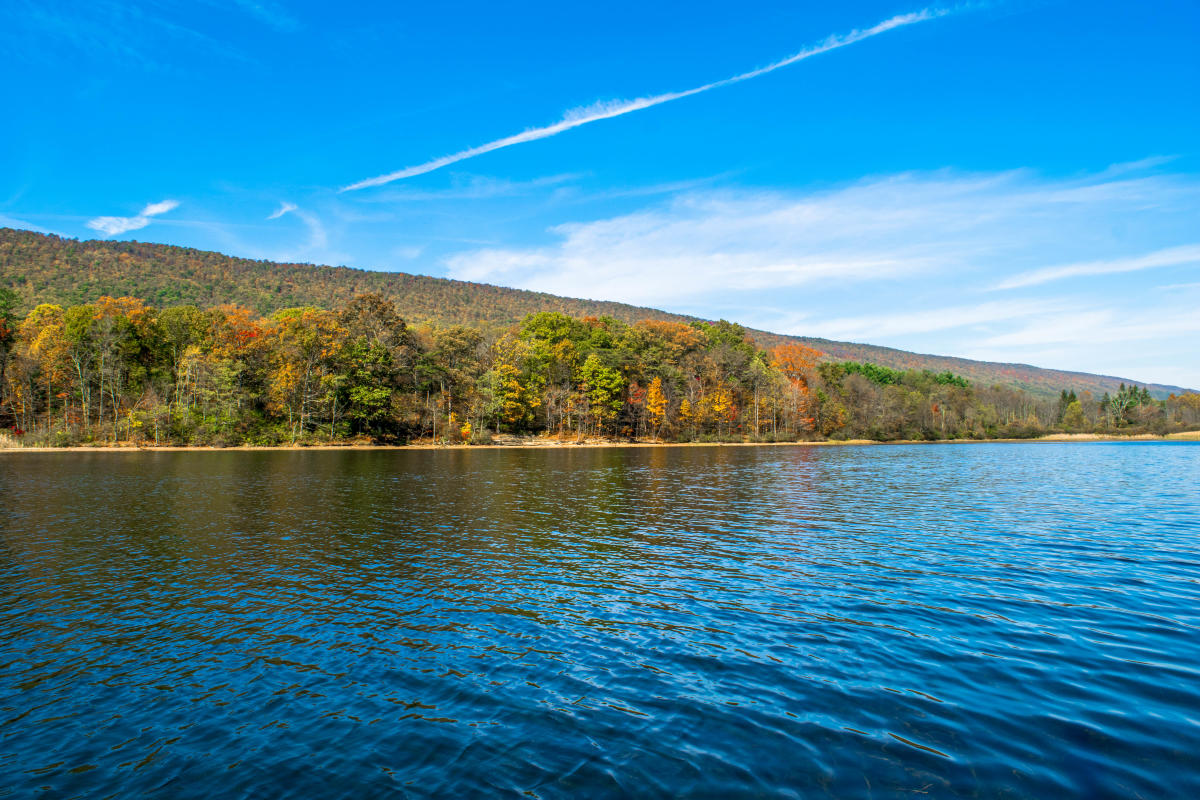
[1,227,1191,400]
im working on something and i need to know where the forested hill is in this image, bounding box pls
[1,227,1189,399]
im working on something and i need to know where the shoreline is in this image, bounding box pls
[2,431,1197,453]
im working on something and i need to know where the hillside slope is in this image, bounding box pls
[1,227,1190,399]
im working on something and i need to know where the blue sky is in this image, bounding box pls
[3,0,1198,388]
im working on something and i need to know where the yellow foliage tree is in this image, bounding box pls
[267,308,347,442]
[21,305,70,433]
[702,385,734,433]
[646,376,667,436]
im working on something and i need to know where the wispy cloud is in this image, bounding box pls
[823,301,1200,389]
[141,200,178,216]
[86,199,180,236]
[976,307,1200,349]
[992,244,1200,290]
[294,209,328,253]
[358,173,584,203]
[444,167,1200,312]
[342,8,951,191]
[229,0,300,32]
[581,173,741,202]
[392,245,424,260]
[267,201,298,219]
[5,0,250,67]
[957,304,1200,386]
[807,300,1060,341]
[0,213,55,234]
[439,163,1200,386]
[256,204,341,265]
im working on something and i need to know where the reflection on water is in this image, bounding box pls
[1,444,1199,797]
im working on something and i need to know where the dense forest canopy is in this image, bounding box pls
[1,290,1195,447]
[2,227,1190,402]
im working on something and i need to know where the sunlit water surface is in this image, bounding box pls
[1,444,1199,798]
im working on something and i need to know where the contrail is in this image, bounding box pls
[341,8,951,192]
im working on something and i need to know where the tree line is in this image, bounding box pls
[6,226,1185,402]
[1,289,1196,447]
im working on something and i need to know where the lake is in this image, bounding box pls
[1,443,1198,798]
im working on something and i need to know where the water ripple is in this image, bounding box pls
[1,443,1198,797]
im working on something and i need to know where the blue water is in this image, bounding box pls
[1,443,1198,797]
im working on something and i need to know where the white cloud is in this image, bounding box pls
[359,173,583,203]
[341,8,950,190]
[977,308,1200,349]
[257,205,346,266]
[806,300,1061,341]
[140,200,178,216]
[439,164,1200,387]
[444,168,1200,310]
[267,201,297,219]
[292,209,328,253]
[957,306,1200,388]
[86,199,179,236]
[992,243,1200,290]
[258,202,341,263]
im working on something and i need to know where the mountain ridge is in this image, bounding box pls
[1,227,1190,399]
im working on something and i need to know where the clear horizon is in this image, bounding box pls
[3,0,1198,387]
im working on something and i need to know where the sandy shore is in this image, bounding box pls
[2,431,1197,453]
[1039,431,1200,441]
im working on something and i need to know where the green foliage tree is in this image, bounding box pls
[578,353,624,434]
[0,286,18,387]
[1062,400,1086,430]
